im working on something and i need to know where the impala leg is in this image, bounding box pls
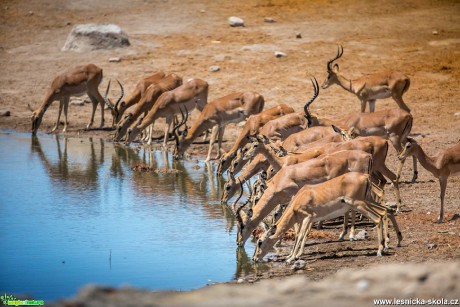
[379,166,402,212]
[52,99,64,133]
[286,216,311,263]
[206,125,219,162]
[438,176,447,224]
[216,125,226,160]
[338,211,349,241]
[376,217,385,256]
[360,100,367,112]
[368,100,376,113]
[349,209,356,241]
[287,223,300,260]
[383,215,390,249]
[163,116,172,148]
[386,211,403,247]
[86,95,98,130]
[393,95,411,113]
[294,220,313,259]
[62,96,69,133]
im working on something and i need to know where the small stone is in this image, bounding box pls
[427,243,437,249]
[454,112,460,117]
[448,232,455,235]
[296,33,302,39]
[208,65,220,72]
[70,98,85,106]
[237,278,244,283]
[66,21,72,26]
[200,9,206,13]
[264,17,275,23]
[27,11,34,16]
[275,51,287,58]
[291,259,306,270]
[228,16,245,27]
[109,57,121,62]
[354,229,369,241]
[432,30,439,35]
[356,279,369,291]
[0,110,11,117]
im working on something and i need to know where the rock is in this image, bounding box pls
[27,11,33,16]
[296,32,302,39]
[109,57,121,62]
[208,65,220,72]
[70,98,85,106]
[291,259,306,270]
[200,9,206,13]
[264,17,275,23]
[62,24,130,52]
[432,30,439,35]
[228,16,245,27]
[0,110,11,117]
[275,51,287,58]
[354,229,369,241]
[237,278,244,283]
[454,112,460,117]
[427,243,437,249]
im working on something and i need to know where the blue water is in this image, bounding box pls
[0,131,257,301]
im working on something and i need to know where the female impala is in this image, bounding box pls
[398,138,460,223]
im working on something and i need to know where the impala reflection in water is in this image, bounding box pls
[0,131,264,301]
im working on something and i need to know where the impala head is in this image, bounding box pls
[271,143,288,157]
[217,152,236,175]
[322,45,344,89]
[229,147,245,176]
[124,114,145,145]
[303,77,320,128]
[253,225,277,262]
[332,125,357,141]
[173,106,189,160]
[113,113,133,142]
[398,137,417,160]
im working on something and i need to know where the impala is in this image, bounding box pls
[217,104,295,175]
[113,71,165,124]
[322,45,411,113]
[305,78,417,182]
[113,74,183,142]
[398,138,460,223]
[173,91,264,162]
[253,172,403,262]
[30,64,123,135]
[125,79,209,146]
[236,150,373,246]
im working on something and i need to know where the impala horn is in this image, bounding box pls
[114,79,124,112]
[172,106,188,148]
[326,45,344,72]
[303,77,319,127]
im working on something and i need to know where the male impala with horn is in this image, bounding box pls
[173,91,265,162]
[217,104,295,175]
[113,73,183,142]
[30,64,123,135]
[125,79,208,146]
[112,71,166,124]
[322,45,411,113]
[305,77,417,182]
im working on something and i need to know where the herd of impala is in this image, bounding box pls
[29,46,459,263]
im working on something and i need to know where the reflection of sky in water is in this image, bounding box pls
[0,131,259,301]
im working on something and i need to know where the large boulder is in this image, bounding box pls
[62,24,130,52]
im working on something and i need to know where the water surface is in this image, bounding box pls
[0,131,257,300]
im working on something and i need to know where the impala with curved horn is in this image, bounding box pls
[125,79,208,146]
[29,64,123,135]
[322,45,411,113]
[217,104,295,175]
[112,71,165,124]
[304,77,417,182]
[173,91,265,162]
[113,73,183,142]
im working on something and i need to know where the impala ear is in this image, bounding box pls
[269,225,277,236]
[331,125,342,134]
[333,63,339,72]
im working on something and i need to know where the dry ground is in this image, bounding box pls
[1,0,459,287]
